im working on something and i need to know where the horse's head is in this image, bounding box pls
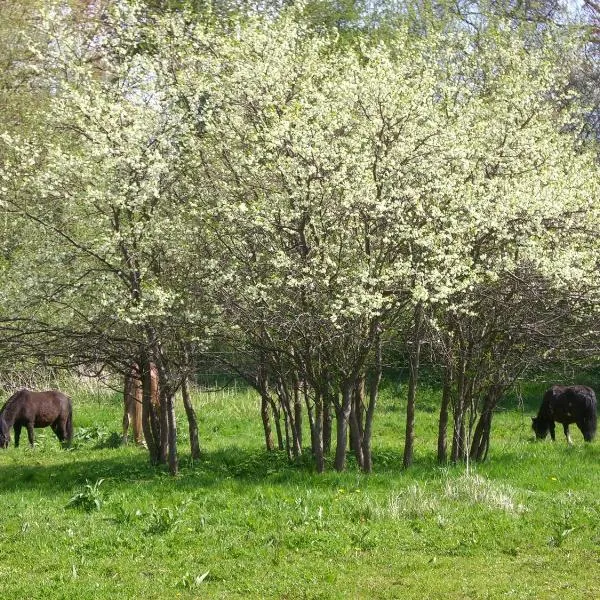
[531,416,549,440]
[0,417,10,448]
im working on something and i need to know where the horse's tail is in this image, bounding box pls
[582,390,597,442]
[65,400,73,446]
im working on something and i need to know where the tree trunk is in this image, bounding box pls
[451,403,465,463]
[257,368,275,452]
[282,397,291,460]
[323,394,333,455]
[141,357,160,465]
[349,376,365,457]
[181,377,201,460]
[166,391,178,475]
[451,357,467,463]
[293,370,303,450]
[437,367,452,464]
[470,388,501,462]
[277,377,301,459]
[403,303,424,469]
[123,366,144,446]
[362,335,382,474]
[349,379,365,469]
[470,408,492,463]
[260,392,275,451]
[355,375,366,439]
[158,385,169,465]
[334,381,353,471]
[314,391,325,473]
[459,420,467,461]
[147,343,177,474]
[269,395,284,450]
[304,379,316,457]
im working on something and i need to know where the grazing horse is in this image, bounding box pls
[122,363,159,446]
[532,385,597,444]
[0,389,73,448]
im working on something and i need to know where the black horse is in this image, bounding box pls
[0,389,73,448]
[532,385,597,444]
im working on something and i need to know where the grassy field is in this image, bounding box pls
[1,381,600,599]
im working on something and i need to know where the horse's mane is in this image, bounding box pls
[0,389,28,413]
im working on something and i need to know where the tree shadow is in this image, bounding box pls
[0,451,162,496]
[0,442,458,498]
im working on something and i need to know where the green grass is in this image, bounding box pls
[1,384,600,599]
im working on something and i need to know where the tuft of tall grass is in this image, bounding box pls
[444,474,527,514]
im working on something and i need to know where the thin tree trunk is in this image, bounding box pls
[323,393,333,455]
[166,391,178,475]
[334,381,353,472]
[260,392,275,451]
[470,409,490,462]
[355,375,366,439]
[293,370,303,450]
[451,356,467,463]
[362,335,382,474]
[349,376,365,456]
[158,386,169,465]
[470,388,501,462]
[437,367,452,464]
[314,391,325,473]
[463,377,476,470]
[123,366,144,446]
[403,303,424,469]
[182,377,201,460]
[143,325,178,473]
[349,379,365,469]
[149,362,162,461]
[303,379,316,456]
[451,401,466,463]
[141,356,160,465]
[269,395,284,450]
[282,398,291,460]
[257,366,275,451]
[277,377,301,459]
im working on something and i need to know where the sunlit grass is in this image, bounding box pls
[0,382,599,598]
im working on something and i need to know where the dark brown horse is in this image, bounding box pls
[0,389,73,448]
[532,385,597,444]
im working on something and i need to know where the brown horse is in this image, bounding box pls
[122,363,159,446]
[0,389,73,448]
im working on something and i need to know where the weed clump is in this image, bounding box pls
[66,478,104,512]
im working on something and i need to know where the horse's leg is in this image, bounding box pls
[577,421,591,442]
[549,422,556,441]
[14,424,22,448]
[26,423,35,447]
[53,420,65,443]
[563,423,573,445]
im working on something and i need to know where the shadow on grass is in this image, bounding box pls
[0,442,458,498]
[0,451,160,495]
[2,422,599,499]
